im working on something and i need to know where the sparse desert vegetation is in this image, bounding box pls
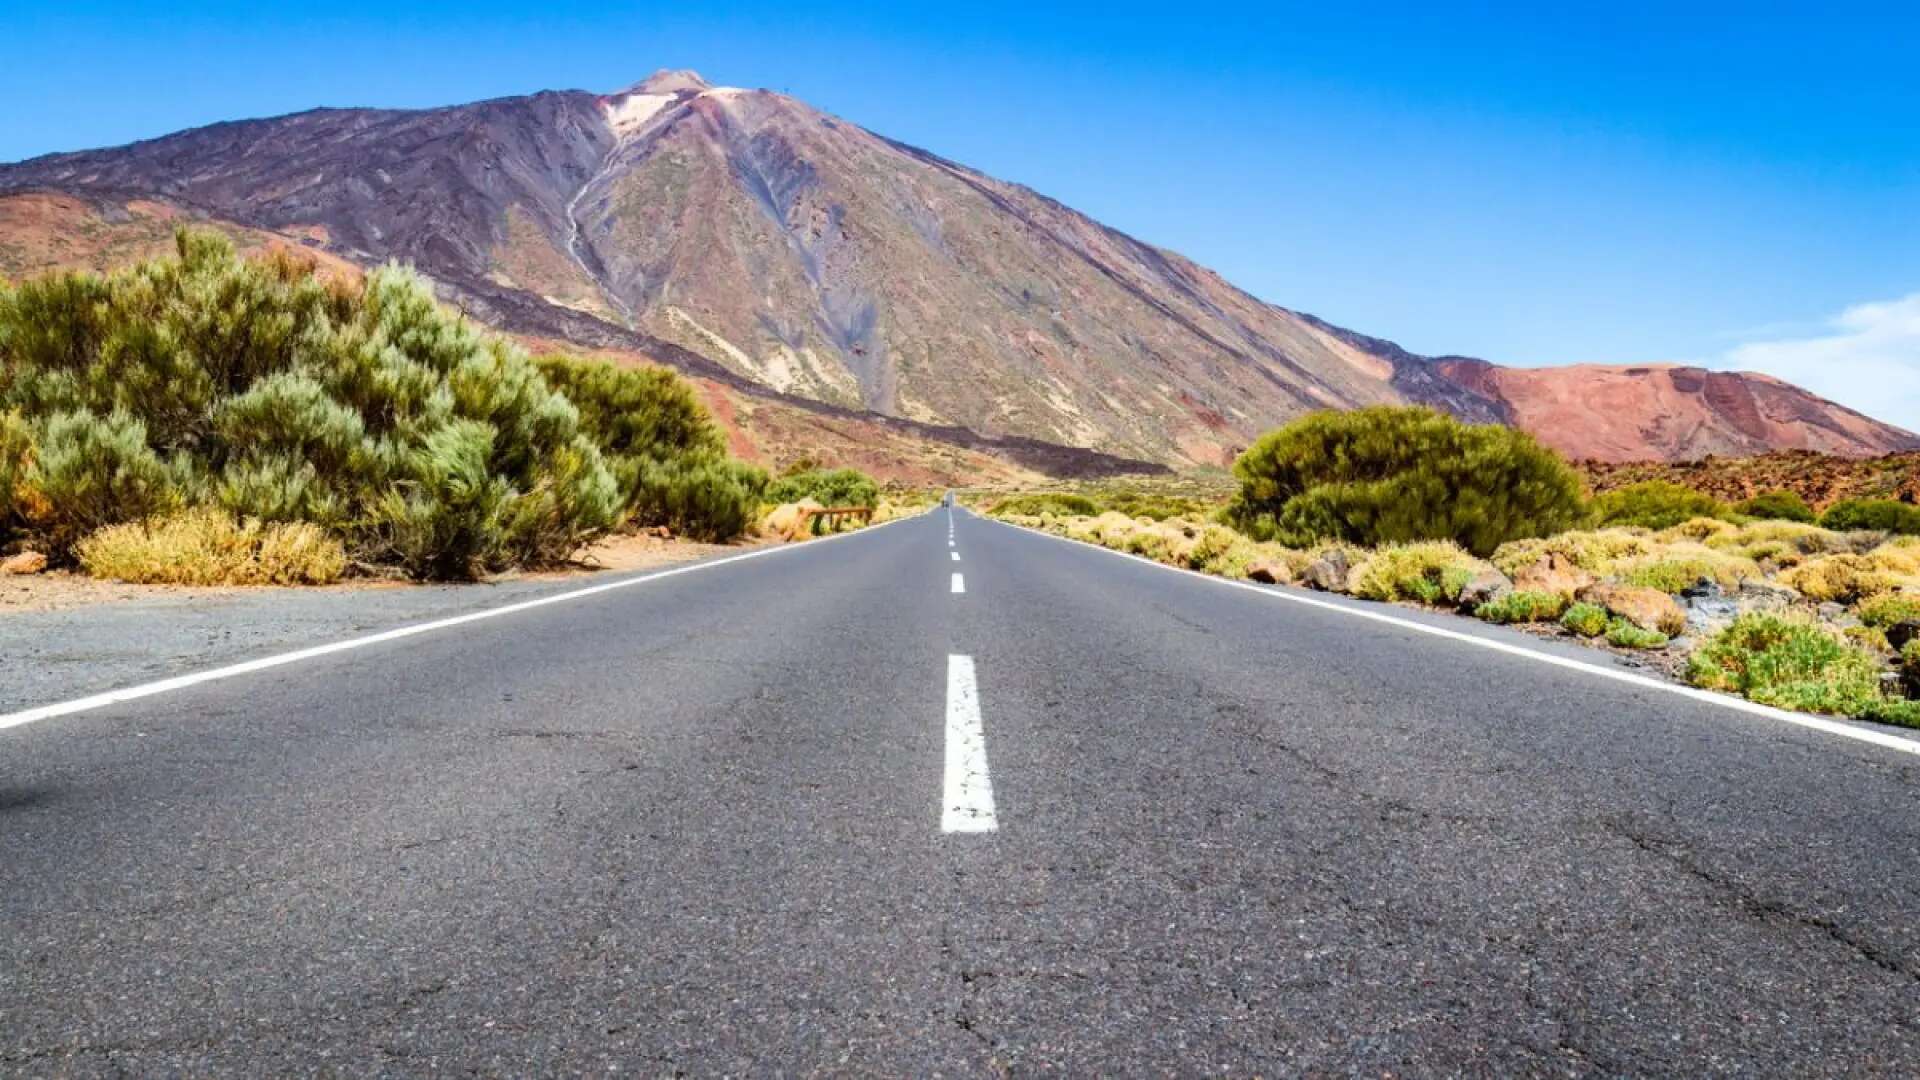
[75,507,347,586]
[0,229,774,581]
[986,408,1920,729]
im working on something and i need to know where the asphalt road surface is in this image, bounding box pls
[3,507,1918,1075]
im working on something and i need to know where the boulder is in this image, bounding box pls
[1680,579,1725,603]
[1302,550,1352,593]
[762,498,824,542]
[1455,568,1514,611]
[1680,579,1741,635]
[1734,580,1798,611]
[1513,552,1596,597]
[1579,581,1687,637]
[0,550,47,576]
[1246,561,1292,586]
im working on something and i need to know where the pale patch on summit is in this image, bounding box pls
[604,93,675,139]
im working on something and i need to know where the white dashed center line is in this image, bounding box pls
[942,654,997,833]
[951,551,961,562]
[951,573,966,594]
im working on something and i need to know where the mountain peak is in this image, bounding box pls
[626,69,710,95]
[5,75,1911,465]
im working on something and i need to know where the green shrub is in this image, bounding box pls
[1847,624,1892,654]
[1475,590,1569,624]
[1735,490,1816,523]
[1589,481,1727,530]
[1857,593,1920,629]
[1687,613,1920,726]
[1604,617,1668,649]
[0,231,751,577]
[76,507,346,585]
[629,454,768,542]
[535,356,722,464]
[767,466,880,509]
[990,492,1099,518]
[1818,498,1920,535]
[1350,542,1482,605]
[1560,602,1609,637]
[0,410,33,541]
[1224,406,1585,556]
[20,409,181,552]
[531,355,760,540]
[1186,524,1259,577]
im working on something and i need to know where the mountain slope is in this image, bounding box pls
[1435,359,1917,463]
[4,70,1912,465]
[0,190,1150,488]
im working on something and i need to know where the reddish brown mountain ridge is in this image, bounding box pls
[3,69,1911,465]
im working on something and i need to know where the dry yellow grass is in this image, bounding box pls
[1490,528,1655,578]
[1610,542,1761,592]
[76,508,347,586]
[1781,554,1905,604]
[1350,542,1486,604]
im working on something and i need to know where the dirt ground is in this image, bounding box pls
[0,531,774,615]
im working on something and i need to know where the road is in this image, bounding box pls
[3,506,1918,1075]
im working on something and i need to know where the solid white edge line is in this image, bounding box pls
[942,653,998,833]
[0,513,927,731]
[981,513,1920,759]
[951,572,966,594]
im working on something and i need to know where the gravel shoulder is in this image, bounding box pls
[0,532,767,714]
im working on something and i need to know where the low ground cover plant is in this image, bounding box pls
[1781,554,1908,603]
[1560,602,1610,637]
[987,424,1920,730]
[1687,613,1920,726]
[1604,618,1668,649]
[1474,590,1569,624]
[1612,544,1759,593]
[1349,542,1482,605]
[1491,528,1654,577]
[1857,593,1920,629]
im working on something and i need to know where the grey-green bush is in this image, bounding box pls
[535,354,766,540]
[0,230,762,577]
[22,409,180,552]
[1590,481,1727,530]
[1224,406,1586,557]
[768,466,880,509]
[1818,498,1920,535]
[1734,490,1816,523]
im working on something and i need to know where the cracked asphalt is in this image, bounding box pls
[3,507,1919,1075]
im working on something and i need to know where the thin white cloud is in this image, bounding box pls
[1721,292,1920,433]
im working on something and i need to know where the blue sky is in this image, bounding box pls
[7,3,1919,425]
